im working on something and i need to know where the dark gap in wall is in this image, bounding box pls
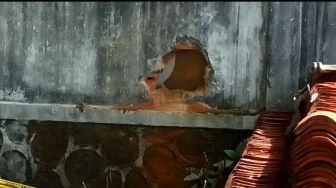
[157,49,207,91]
[145,44,209,94]
[143,42,213,104]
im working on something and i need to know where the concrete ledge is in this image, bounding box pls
[0,101,258,130]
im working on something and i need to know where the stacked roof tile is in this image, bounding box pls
[225,64,336,188]
[224,112,292,188]
[289,72,336,188]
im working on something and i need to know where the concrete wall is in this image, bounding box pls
[0,2,333,115]
[0,2,265,111]
[0,119,251,188]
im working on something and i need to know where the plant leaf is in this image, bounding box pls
[191,184,199,188]
[224,149,239,161]
[184,174,200,181]
[214,159,235,172]
[200,168,204,176]
[224,159,235,168]
[208,170,217,177]
[236,138,248,158]
[188,167,200,174]
[207,178,218,188]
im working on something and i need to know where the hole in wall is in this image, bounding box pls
[117,38,215,113]
[145,42,212,97]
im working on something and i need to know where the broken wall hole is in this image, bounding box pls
[144,42,213,100]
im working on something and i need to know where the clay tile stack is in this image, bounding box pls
[225,112,292,188]
[289,73,336,188]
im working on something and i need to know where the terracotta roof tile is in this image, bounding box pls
[288,72,336,188]
[225,72,336,188]
[224,112,292,188]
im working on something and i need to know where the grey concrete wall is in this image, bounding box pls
[0,2,267,111]
[0,2,334,123]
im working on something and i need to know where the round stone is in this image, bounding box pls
[125,169,149,188]
[142,127,184,145]
[175,130,213,164]
[31,122,69,165]
[4,120,28,144]
[100,129,139,166]
[64,149,104,187]
[0,129,3,151]
[69,123,99,148]
[2,150,32,183]
[143,146,176,181]
[30,170,64,188]
[87,171,122,188]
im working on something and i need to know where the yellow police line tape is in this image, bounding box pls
[0,179,35,188]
